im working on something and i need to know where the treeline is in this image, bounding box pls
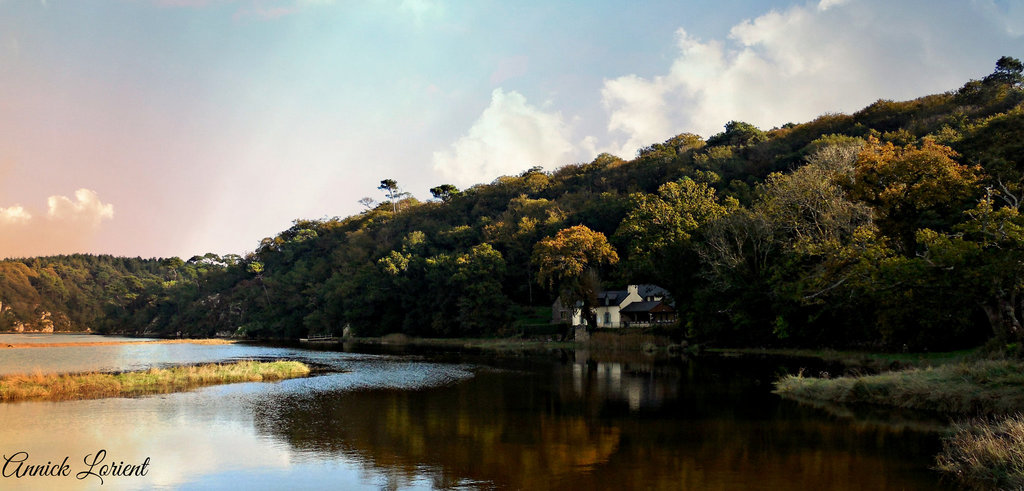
[0,254,182,332]
[5,57,1022,350]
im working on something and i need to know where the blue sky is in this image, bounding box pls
[0,0,1021,258]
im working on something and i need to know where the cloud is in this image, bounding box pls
[816,0,848,11]
[0,205,30,225]
[598,0,1018,157]
[432,89,576,187]
[47,188,114,224]
[0,189,114,258]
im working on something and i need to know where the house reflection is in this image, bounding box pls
[571,350,679,411]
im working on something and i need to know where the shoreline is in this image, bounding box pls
[0,338,237,349]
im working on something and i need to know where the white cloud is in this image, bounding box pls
[433,89,576,187]
[0,189,114,258]
[817,0,848,11]
[0,205,30,225]
[47,188,114,224]
[598,0,1015,156]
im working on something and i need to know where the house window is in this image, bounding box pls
[560,312,567,320]
[604,312,611,325]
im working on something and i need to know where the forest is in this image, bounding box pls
[2,57,1023,352]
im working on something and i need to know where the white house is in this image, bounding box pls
[551,284,675,328]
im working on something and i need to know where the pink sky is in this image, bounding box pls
[1,0,1019,259]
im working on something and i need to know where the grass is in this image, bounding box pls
[935,414,1024,490]
[0,360,310,402]
[710,347,979,370]
[774,359,1024,414]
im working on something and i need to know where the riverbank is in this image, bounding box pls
[0,360,310,402]
[0,338,236,349]
[774,359,1024,414]
[710,347,977,371]
[339,330,691,354]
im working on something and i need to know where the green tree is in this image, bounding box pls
[247,260,270,306]
[919,195,1024,350]
[378,179,403,213]
[706,121,768,147]
[429,184,460,203]
[615,178,726,297]
[983,56,1024,87]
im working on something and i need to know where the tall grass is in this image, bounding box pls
[0,360,310,402]
[935,415,1024,490]
[774,359,1024,414]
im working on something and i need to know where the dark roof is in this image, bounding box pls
[597,290,628,306]
[620,301,670,313]
[636,284,670,299]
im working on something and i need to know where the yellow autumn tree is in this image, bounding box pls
[849,137,982,252]
[533,225,618,332]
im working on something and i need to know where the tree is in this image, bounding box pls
[378,179,404,213]
[247,260,270,306]
[429,184,460,203]
[162,257,184,282]
[706,121,768,147]
[919,195,1024,351]
[983,56,1024,87]
[848,137,981,253]
[533,225,619,332]
[615,178,726,295]
[358,197,376,210]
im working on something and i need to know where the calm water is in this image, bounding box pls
[0,337,952,490]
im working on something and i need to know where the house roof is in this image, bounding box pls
[597,290,629,306]
[636,284,670,299]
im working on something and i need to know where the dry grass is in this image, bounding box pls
[936,414,1024,489]
[0,338,237,349]
[774,359,1024,415]
[0,360,310,402]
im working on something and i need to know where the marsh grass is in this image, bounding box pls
[0,360,310,402]
[935,415,1024,489]
[774,359,1024,415]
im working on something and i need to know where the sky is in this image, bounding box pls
[0,0,1021,259]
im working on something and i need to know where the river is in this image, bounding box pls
[0,335,951,489]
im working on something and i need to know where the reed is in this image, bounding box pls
[0,360,310,402]
[774,359,1024,415]
[935,414,1024,490]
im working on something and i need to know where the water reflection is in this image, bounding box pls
[0,342,952,490]
[0,334,149,344]
[249,349,949,490]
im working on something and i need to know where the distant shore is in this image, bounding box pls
[0,338,237,349]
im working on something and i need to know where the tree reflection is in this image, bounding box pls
[250,352,949,490]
